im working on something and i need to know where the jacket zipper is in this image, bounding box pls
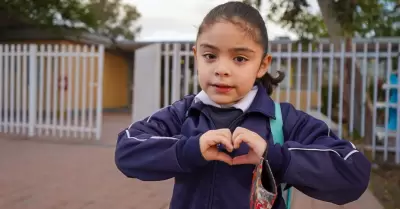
[200,111,217,209]
[208,161,218,209]
[202,111,246,209]
[227,113,246,158]
[228,113,246,131]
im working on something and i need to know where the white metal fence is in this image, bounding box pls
[133,38,400,164]
[0,44,105,140]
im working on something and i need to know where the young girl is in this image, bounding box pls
[115,2,371,209]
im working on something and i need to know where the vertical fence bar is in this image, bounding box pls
[184,43,190,96]
[338,41,345,138]
[59,45,66,137]
[0,45,3,132]
[73,45,81,138]
[317,43,323,113]
[52,45,59,137]
[383,43,392,161]
[296,43,302,109]
[349,43,356,134]
[28,44,38,137]
[360,43,368,137]
[286,43,292,103]
[306,43,312,113]
[15,45,22,133]
[22,45,28,134]
[87,45,95,139]
[80,46,88,138]
[171,44,181,102]
[4,45,9,133]
[95,45,104,140]
[193,49,199,94]
[37,45,45,136]
[327,43,334,128]
[275,43,281,102]
[66,45,73,138]
[45,45,52,136]
[372,42,380,160]
[163,44,170,106]
[9,45,15,133]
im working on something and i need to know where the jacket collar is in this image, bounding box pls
[193,85,258,112]
[188,82,276,119]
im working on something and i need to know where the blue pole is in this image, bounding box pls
[388,73,398,131]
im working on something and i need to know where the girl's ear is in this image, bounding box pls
[257,54,272,78]
[192,46,197,61]
[192,46,198,72]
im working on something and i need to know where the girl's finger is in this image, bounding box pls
[232,133,249,149]
[219,136,234,152]
[209,135,233,152]
[216,128,232,139]
[214,152,233,165]
[232,154,252,165]
[232,126,245,140]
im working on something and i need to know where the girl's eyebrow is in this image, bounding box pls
[199,43,219,50]
[199,43,255,53]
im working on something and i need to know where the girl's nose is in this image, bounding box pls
[214,68,230,76]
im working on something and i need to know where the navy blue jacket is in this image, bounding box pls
[115,86,371,209]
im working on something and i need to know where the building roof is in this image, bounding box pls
[1,26,399,53]
[0,27,147,52]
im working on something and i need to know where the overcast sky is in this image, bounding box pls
[123,0,320,42]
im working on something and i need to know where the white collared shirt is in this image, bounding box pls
[193,86,258,112]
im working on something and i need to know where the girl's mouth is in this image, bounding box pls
[212,84,233,93]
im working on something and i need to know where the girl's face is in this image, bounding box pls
[194,20,272,105]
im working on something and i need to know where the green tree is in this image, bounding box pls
[245,0,400,40]
[0,0,141,40]
[86,0,141,40]
[0,0,97,28]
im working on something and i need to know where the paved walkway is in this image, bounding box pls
[0,114,383,209]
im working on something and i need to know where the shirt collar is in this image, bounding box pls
[189,82,276,118]
[193,86,258,112]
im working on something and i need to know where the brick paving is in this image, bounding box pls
[0,114,383,209]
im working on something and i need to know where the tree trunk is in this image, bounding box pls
[316,0,374,145]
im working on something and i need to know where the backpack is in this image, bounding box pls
[270,101,292,209]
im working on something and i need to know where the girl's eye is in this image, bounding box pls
[233,56,248,63]
[202,54,216,60]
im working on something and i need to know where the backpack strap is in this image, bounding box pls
[270,102,284,145]
[269,101,292,209]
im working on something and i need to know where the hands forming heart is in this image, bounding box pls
[199,127,267,165]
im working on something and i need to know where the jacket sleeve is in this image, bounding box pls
[115,96,208,181]
[266,103,371,205]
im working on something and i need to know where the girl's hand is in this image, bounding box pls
[199,129,234,165]
[231,127,267,165]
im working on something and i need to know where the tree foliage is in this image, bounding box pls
[246,0,400,40]
[86,0,141,40]
[0,0,141,40]
[0,0,96,27]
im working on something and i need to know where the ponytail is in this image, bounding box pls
[259,71,285,95]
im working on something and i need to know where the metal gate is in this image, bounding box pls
[0,44,104,140]
[132,38,400,164]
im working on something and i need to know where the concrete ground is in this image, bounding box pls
[0,114,383,209]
